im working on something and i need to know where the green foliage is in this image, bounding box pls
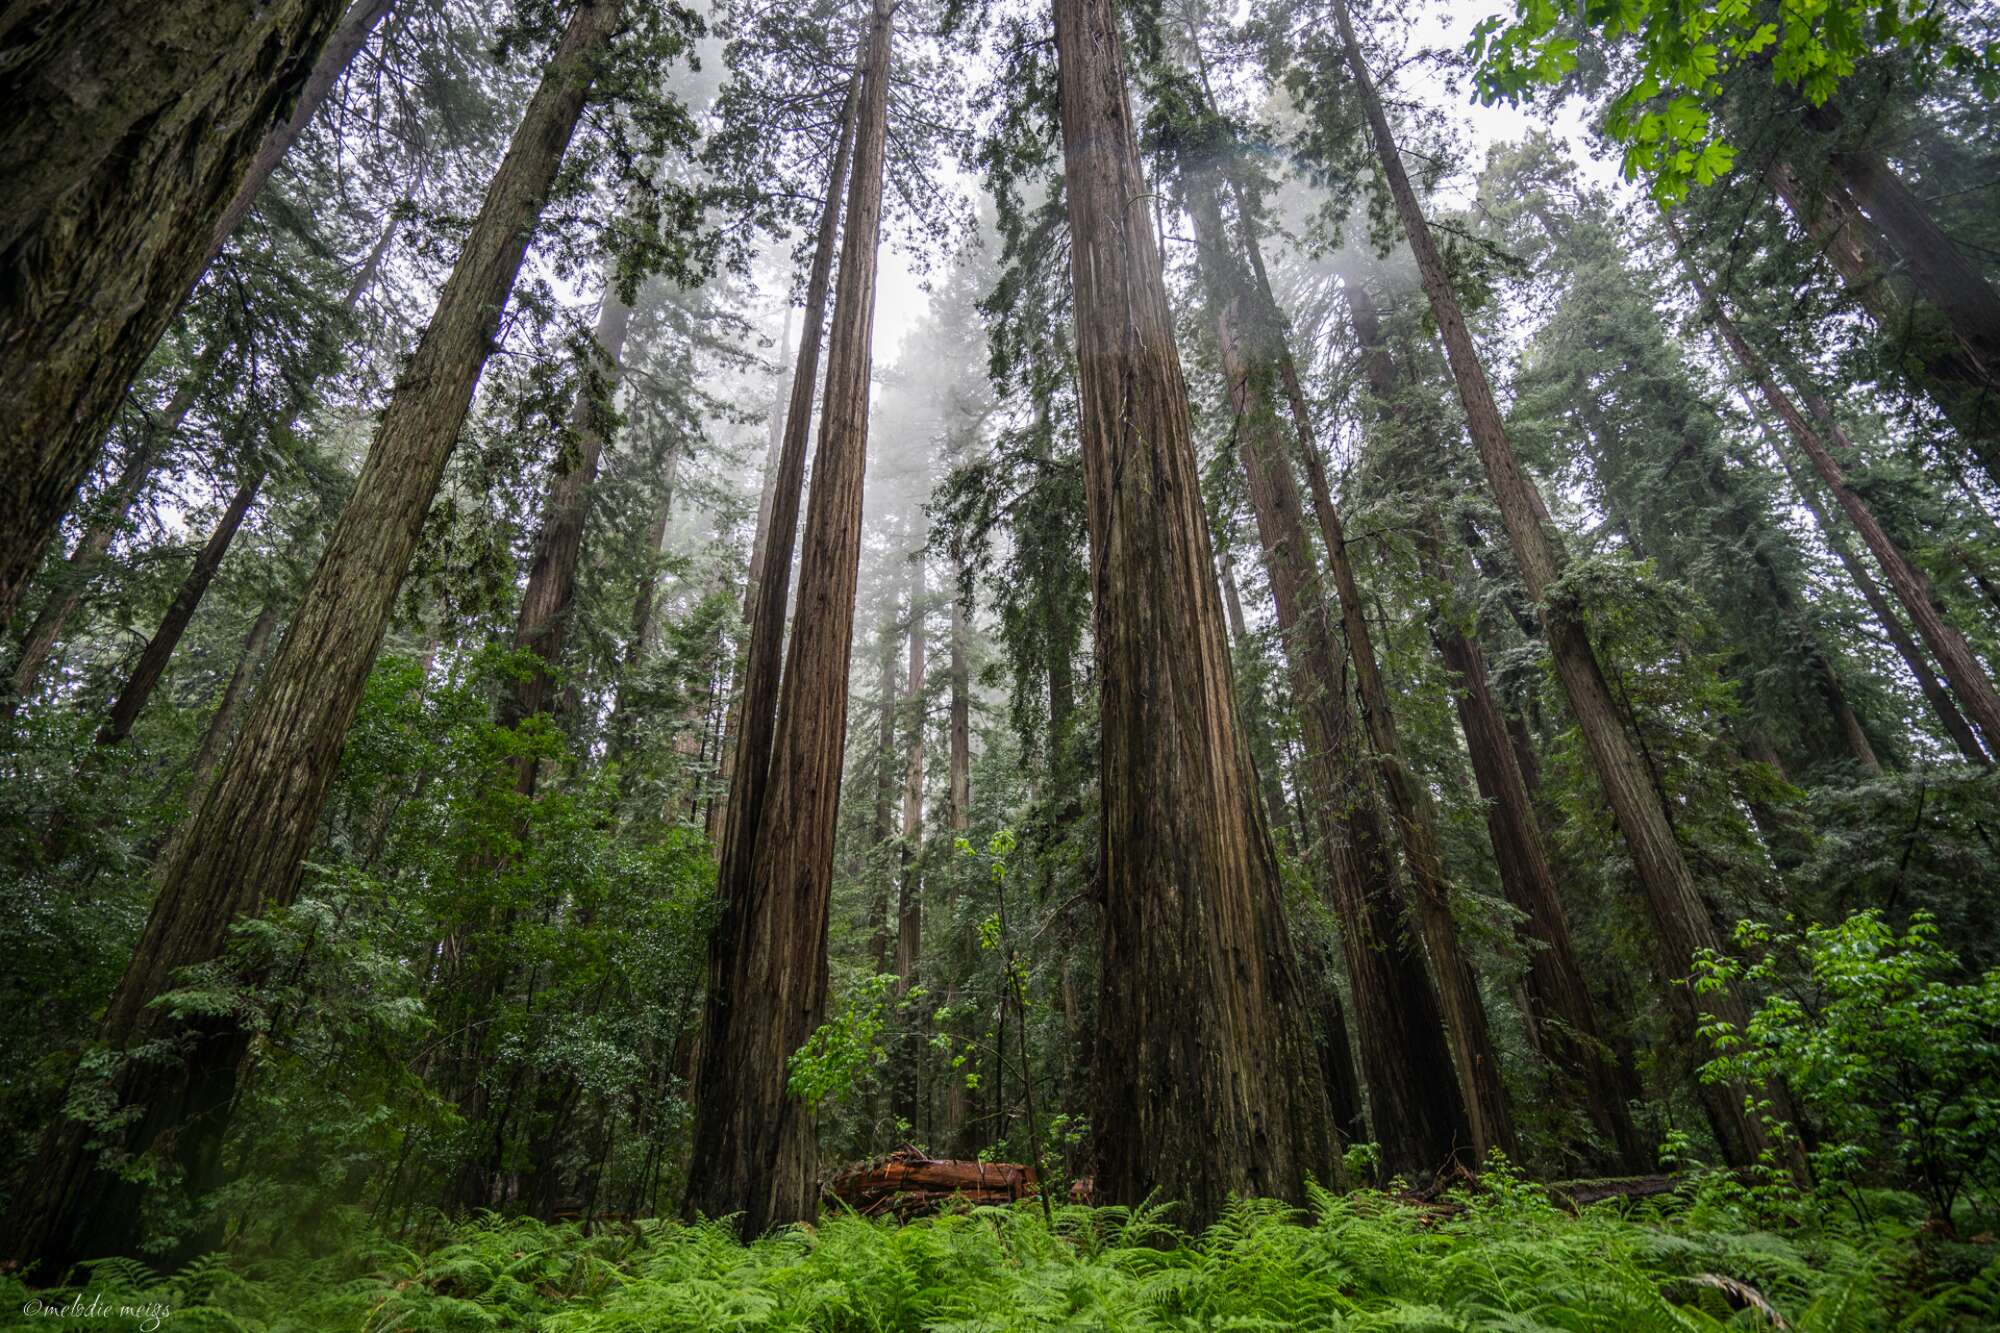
[9,1177,1996,1330]
[1696,910,2000,1227]
[1469,0,1999,200]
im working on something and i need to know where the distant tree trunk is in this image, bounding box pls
[892,548,927,1132]
[190,602,282,790]
[948,567,971,833]
[868,612,901,975]
[1187,172,1479,1173]
[1670,221,2000,759]
[708,307,798,842]
[500,282,635,796]
[606,450,681,772]
[203,0,398,271]
[1332,0,1801,1174]
[1053,0,1333,1224]
[97,471,265,746]
[4,2,624,1275]
[683,0,892,1235]
[11,440,168,702]
[98,209,405,747]
[0,0,354,629]
[1770,440,1986,763]
[1339,276,1646,1171]
[704,64,860,968]
[1219,549,1301,859]
[1763,152,2000,475]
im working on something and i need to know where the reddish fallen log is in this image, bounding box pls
[826,1150,1040,1220]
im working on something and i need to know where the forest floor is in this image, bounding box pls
[4,1173,1996,1330]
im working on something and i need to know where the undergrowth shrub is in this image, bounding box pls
[4,1172,1995,1329]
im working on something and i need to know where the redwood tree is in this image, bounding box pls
[1052,0,1334,1223]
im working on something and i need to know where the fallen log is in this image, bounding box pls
[826,1150,1040,1220]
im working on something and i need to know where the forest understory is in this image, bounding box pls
[4,0,2000,1325]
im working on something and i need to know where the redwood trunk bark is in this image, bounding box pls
[5,2,623,1274]
[1332,0,1798,1172]
[683,0,891,1234]
[893,551,927,1131]
[1054,0,1333,1224]
[0,0,352,628]
[1187,173,1481,1173]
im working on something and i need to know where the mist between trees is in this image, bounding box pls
[3,0,2000,1324]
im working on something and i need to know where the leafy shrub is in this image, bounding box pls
[1696,910,2000,1228]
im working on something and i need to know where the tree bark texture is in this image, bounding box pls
[4,2,622,1275]
[1187,172,1482,1174]
[706,66,860,966]
[683,0,890,1235]
[1054,0,1334,1224]
[1331,0,1799,1173]
[0,0,351,629]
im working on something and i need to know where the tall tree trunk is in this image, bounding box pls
[1669,220,2000,758]
[11,439,169,702]
[1763,153,2000,474]
[1187,173,1480,1173]
[707,306,798,842]
[683,0,891,1235]
[1219,549,1302,859]
[1331,0,1800,1173]
[190,602,283,790]
[705,65,860,965]
[1053,0,1333,1224]
[948,566,971,833]
[97,208,405,747]
[1768,436,1987,763]
[0,0,354,629]
[869,614,901,975]
[500,281,636,795]
[202,0,398,271]
[1341,273,1647,1170]
[4,3,625,1274]
[892,550,927,1131]
[606,449,681,772]
[97,472,264,746]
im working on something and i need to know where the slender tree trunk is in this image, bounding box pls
[1053,0,1333,1223]
[1764,154,2000,474]
[1331,0,1800,1173]
[683,0,891,1234]
[190,603,282,789]
[501,281,636,796]
[97,472,264,746]
[203,0,398,271]
[98,209,405,747]
[892,550,927,1131]
[606,449,681,771]
[948,567,971,833]
[1670,220,2000,758]
[708,307,799,842]
[1338,276,1647,1170]
[11,441,165,702]
[1770,440,1987,762]
[4,3,624,1274]
[1220,549,1302,859]
[0,0,354,629]
[1187,173,1480,1173]
[869,613,900,975]
[704,65,860,970]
